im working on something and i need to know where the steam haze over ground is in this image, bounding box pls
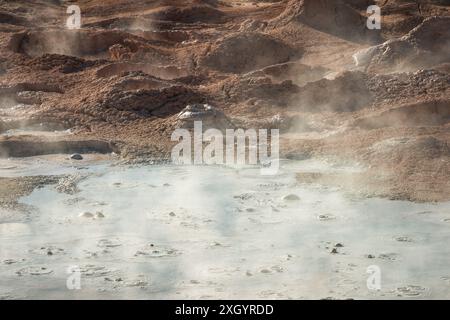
[0,0,449,300]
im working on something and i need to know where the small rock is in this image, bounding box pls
[95,212,105,219]
[395,236,412,242]
[79,212,94,218]
[318,214,336,221]
[271,265,284,273]
[330,248,338,254]
[366,254,376,259]
[169,212,176,217]
[282,194,300,201]
[70,153,83,160]
[334,243,344,248]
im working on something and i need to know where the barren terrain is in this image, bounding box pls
[1,0,449,203]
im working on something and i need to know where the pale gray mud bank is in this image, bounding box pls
[1,161,450,299]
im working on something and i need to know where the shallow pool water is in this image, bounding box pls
[1,162,450,299]
[0,154,115,177]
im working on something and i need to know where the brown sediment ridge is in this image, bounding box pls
[0,0,449,201]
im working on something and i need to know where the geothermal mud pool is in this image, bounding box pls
[1,161,450,299]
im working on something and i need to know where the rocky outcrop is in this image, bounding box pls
[101,85,205,117]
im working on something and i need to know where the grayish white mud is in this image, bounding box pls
[1,161,450,299]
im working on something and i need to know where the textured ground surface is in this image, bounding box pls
[0,0,449,201]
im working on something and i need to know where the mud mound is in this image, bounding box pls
[200,32,299,74]
[176,104,234,130]
[354,17,450,72]
[355,100,450,129]
[222,76,300,106]
[19,54,101,73]
[145,5,225,24]
[13,30,145,58]
[295,71,373,112]
[101,86,205,117]
[271,0,381,43]
[96,63,189,80]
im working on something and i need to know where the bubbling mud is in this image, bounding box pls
[1,161,450,299]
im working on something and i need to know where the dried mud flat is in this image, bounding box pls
[0,0,450,299]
